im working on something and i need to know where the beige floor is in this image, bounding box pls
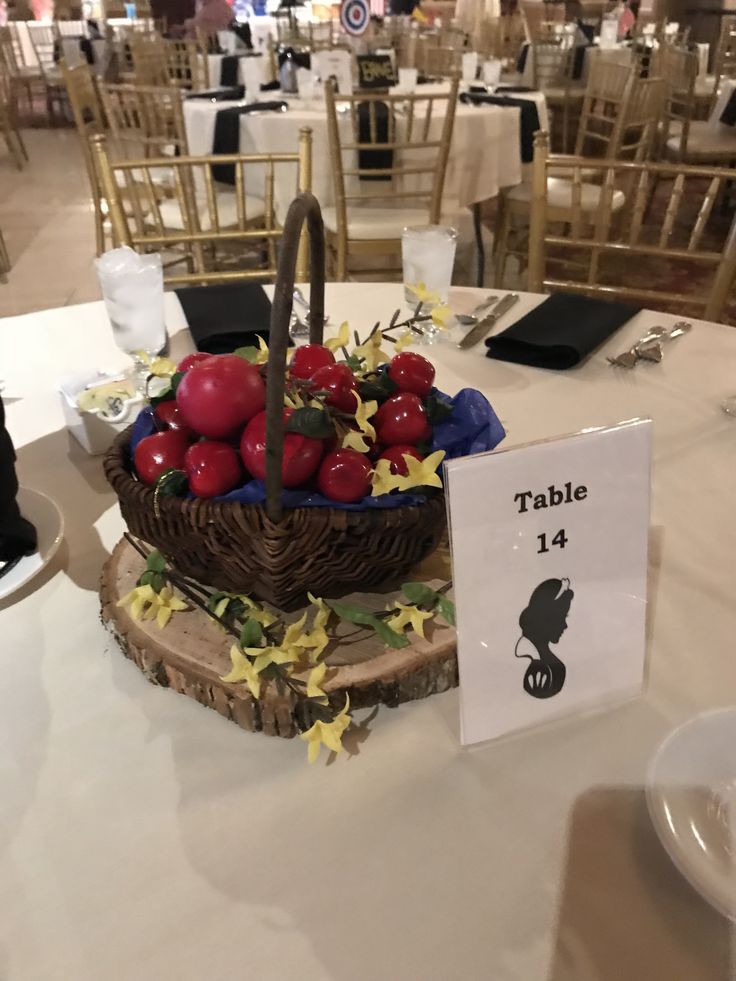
[0,127,102,318]
[0,126,500,320]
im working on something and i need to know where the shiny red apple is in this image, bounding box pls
[176,354,265,439]
[240,408,323,488]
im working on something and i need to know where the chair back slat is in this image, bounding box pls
[528,130,736,322]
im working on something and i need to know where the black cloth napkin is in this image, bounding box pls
[485,292,640,369]
[358,100,392,180]
[230,21,253,50]
[0,398,37,565]
[186,85,245,100]
[516,42,529,75]
[176,283,281,353]
[720,89,736,126]
[277,47,311,70]
[495,84,536,93]
[220,54,240,87]
[211,101,288,183]
[460,91,540,163]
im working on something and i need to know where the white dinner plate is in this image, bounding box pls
[647,708,736,921]
[0,488,64,602]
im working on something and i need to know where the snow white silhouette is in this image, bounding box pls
[514,578,574,699]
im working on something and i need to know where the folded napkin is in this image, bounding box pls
[220,54,240,87]
[720,90,736,126]
[495,84,536,93]
[358,100,392,181]
[230,21,253,50]
[186,85,245,101]
[176,283,277,353]
[459,91,540,163]
[485,292,640,369]
[278,47,311,70]
[0,398,37,566]
[211,101,288,184]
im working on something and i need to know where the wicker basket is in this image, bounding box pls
[104,193,447,608]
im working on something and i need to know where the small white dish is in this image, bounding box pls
[647,708,736,921]
[0,488,65,602]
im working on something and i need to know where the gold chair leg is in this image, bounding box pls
[0,229,11,280]
[493,192,512,289]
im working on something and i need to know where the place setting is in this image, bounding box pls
[2,2,736,977]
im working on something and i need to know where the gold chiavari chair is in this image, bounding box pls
[530,34,579,152]
[660,43,736,164]
[494,64,665,285]
[61,60,107,253]
[91,128,313,285]
[527,131,736,322]
[0,225,10,282]
[0,25,41,116]
[0,51,28,169]
[423,45,460,78]
[519,0,566,42]
[27,22,66,119]
[99,81,189,158]
[131,34,209,91]
[323,77,459,281]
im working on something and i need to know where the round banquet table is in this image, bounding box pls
[183,89,548,218]
[1,283,736,981]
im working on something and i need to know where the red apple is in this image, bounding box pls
[184,441,241,498]
[177,352,212,373]
[176,354,265,439]
[240,408,323,488]
[374,392,431,446]
[388,352,435,398]
[134,430,190,486]
[317,449,373,503]
[309,363,358,414]
[377,444,423,476]
[289,344,335,380]
[154,400,192,434]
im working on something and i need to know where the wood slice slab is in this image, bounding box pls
[100,539,458,739]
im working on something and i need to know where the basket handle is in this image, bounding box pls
[265,192,326,522]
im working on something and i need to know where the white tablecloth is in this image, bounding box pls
[1,284,736,980]
[184,91,546,218]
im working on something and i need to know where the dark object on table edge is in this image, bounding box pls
[176,283,286,354]
[0,397,37,568]
[211,101,289,183]
[486,292,641,370]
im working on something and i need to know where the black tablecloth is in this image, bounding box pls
[486,292,640,369]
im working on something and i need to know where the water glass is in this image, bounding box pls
[482,58,502,87]
[397,67,418,93]
[462,51,478,82]
[96,246,166,392]
[402,226,457,340]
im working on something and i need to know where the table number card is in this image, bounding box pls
[357,54,396,89]
[444,419,652,746]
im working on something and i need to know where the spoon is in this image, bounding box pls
[455,296,499,326]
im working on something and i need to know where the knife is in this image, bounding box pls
[457,293,520,349]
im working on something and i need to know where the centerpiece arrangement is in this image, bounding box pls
[101,193,505,761]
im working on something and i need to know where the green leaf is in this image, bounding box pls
[156,468,188,497]
[146,549,166,573]
[233,346,260,364]
[138,570,154,587]
[150,572,166,593]
[402,582,438,607]
[286,406,335,438]
[424,392,454,426]
[436,595,456,627]
[358,367,397,405]
[240,618,263,649]
[328,600,409,649]
[149,385,173,408]
[208,591,228,612]
[344,354,364,372]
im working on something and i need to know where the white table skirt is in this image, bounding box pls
[1,284,736,979]
[707,77,736,130]
[183,93,543,218]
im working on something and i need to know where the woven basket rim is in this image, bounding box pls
[105,425,444,521]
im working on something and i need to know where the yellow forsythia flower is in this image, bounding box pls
[386,602,434,639]
[370,458,406,496]
[117,584,187,629]
[354,331,390,373]
[400,449,446,491]
[393,331,413,354]
[431,305,452,330]
[306,661,329,701]
[342,391,377,453]
[405,282,441,307]
[221,645,262,699]
[324,321,350,353]
[254,335,269,365]
[299,695,352,763]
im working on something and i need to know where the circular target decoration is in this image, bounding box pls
[341,0,370,35]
